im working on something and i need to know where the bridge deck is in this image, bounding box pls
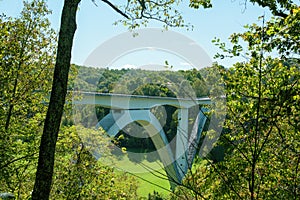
[72,92,211,109]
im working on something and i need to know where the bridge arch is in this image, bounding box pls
[96,109,181,185]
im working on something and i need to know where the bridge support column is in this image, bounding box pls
[175,108,189,182]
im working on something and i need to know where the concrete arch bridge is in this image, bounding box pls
[72,92,211,188]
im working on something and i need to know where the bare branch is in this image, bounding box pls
[100,0,130,19]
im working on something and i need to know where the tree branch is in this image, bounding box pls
[0,153,37,169]
[100,0,130,19]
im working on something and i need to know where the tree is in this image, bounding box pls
[0,0,55,198]
[50,125,138,199]
[190,0,296,18]
[173,3,300,200]
[31,0,206,199]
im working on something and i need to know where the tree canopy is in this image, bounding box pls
[174,3,300,200]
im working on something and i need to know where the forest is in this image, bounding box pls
[0,0,299,199]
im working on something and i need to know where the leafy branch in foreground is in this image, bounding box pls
[174,6,300,200]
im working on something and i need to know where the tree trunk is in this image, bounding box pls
[32,0,81,199]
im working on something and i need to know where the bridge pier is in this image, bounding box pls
[175,108,189,181]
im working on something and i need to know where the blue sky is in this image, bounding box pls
[0,0,272,69]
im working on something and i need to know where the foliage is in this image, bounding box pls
[0,0,55,198]
[73,65,209,97]
[208,59,299,199]
[174,5,300,200]
[191,0,298,18]
[113,0,191,29]
[50,125,139,199]
[147,191,166,200]
[189,0,212,9]
[0,2,140,199]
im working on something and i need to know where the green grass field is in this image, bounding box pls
[105,150,171,198]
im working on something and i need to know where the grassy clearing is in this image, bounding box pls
[134,166,170,198]
[105,150,171,198]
